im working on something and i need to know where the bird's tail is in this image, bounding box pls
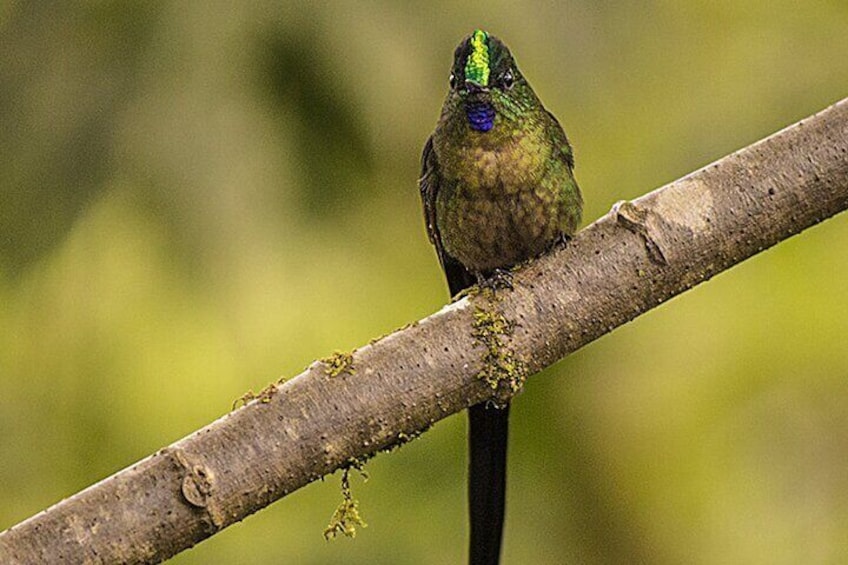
[468,402,510,565]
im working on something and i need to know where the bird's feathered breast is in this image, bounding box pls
[433,118,552,193]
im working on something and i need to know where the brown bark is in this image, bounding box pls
[2,98,848,564]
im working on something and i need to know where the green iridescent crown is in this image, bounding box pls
[464,29,490,86]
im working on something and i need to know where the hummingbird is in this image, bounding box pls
[419,30,583,564]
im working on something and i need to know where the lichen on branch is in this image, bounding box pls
[471,290,528,398]
[321,350,355,378]
[323,464,368,540]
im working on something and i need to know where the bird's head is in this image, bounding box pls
[442,30,539,133]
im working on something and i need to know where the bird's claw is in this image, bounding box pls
[553,232,572,249]
[476,269,514,292]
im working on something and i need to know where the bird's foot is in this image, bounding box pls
[554,233,572,247]
[551,232,572,250]
[532,232,572,262]
[476,269,514,293]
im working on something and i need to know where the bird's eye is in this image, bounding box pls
[502,69,514,89]
[449,72,457,89]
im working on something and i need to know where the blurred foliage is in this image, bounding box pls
[2,2,848,564]
[258,25,374,215]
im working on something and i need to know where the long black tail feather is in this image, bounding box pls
[468,402,510,565]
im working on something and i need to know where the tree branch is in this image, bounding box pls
[3,98,848,564]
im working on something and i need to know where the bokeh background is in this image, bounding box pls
[2,2,848,563]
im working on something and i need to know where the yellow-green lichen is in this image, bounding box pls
[368,321,418,346]
[382,428,426,454]
[471,297,527,395]
[321,426,428,539]
[232,389,257,410]
[323,464,368,540]
[322,350,355,378]
[231,383,278,410]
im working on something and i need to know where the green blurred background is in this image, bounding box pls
[2,2,848,563]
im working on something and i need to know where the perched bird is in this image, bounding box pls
[419,30,583,564]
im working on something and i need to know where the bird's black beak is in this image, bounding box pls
[464,79,489,94]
